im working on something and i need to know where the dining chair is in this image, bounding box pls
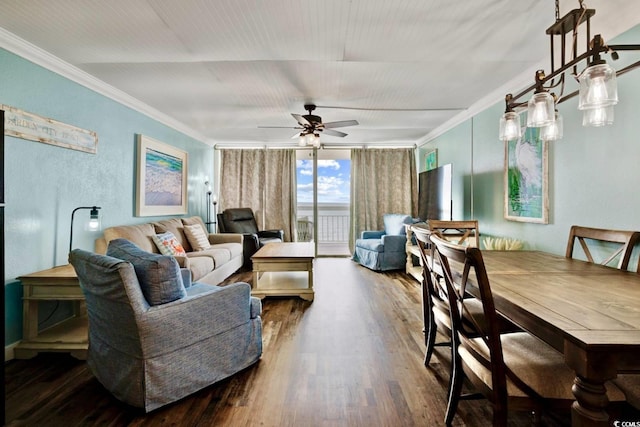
[428,220,480,248]
[565,225,640,271]
[428,234,626,426]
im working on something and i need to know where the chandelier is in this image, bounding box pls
[498,0,640,142]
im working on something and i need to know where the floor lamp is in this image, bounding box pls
[205,181,218,233]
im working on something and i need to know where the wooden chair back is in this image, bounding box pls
[429,234,510,415]
[428,220,480,248]
[565,225,640,271]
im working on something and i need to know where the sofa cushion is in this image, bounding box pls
[103,223,158,254]
[212,242,243,259]
[188,247,232,268]
[187,256,215,281]
[383,214,413,236]
[106,238,186,306]
[152,232,187,257]
[184,224,211,251]
[153,218,192,252]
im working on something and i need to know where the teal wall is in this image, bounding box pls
[2,48,214,346]
[418,24,640,261]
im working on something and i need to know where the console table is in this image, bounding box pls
[15,264,87,360]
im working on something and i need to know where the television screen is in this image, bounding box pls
[418,163,452,221]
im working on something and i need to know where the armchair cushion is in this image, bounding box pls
[107,238,186,306]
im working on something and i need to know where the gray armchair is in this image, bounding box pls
[352,213,414,271]
[69,240,262,412]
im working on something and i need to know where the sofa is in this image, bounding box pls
[96,216,244,286]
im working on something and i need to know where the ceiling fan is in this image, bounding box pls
[260,104,359,146]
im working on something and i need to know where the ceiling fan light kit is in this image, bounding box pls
[499,0,640,142]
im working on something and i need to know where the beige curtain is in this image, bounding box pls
[219,149,296,241]
[349,148,417,251]
[264,149,296,242]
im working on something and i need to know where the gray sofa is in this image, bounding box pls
[96,216,243,285]
[69,244,262,412]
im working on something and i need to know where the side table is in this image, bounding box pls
[15,264,88,360]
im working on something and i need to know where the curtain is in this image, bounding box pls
[219,149,296,241]
[264,149,296,242]
[349,148,417,251]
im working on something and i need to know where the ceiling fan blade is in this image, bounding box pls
[322,128,348,137]
[292,113,311,127]
[323,120,359,128]
[258,126,303,129]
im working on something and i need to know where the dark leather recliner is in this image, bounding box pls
[217,208,284,268]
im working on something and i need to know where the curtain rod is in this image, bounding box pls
[213,144,417,150]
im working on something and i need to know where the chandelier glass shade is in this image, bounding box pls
[541,111,563,141]
[499,111,521,141]
[582,105,614,127]
[578,63,618,110]
[527,92,556,127]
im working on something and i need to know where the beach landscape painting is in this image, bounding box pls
[136,135,188,216]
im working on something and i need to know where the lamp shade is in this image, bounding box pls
[526,92,555,127]
[578,63,618,110]
[499,111,521,141]
[541,112,563,141]
[582,105,614,127]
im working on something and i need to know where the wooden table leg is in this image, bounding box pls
[565,341,617,427]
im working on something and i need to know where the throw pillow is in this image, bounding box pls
[383,214,413,236]
[183,224,211,251]
[151,232,187,257]
[106,238,186,306]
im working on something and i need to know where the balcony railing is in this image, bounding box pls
[297,203,349,243]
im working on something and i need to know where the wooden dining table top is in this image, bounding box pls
[470,250,640,352]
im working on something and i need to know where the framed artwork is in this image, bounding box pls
[136,134,188,216]
[504,127,548,224]
[425,149,438,171]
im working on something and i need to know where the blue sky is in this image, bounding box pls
[296,159,350,204]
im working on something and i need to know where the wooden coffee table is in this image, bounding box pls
[251,242,315,301]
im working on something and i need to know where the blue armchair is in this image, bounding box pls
[353,213,414,271]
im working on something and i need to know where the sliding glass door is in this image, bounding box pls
[296,149,351,256]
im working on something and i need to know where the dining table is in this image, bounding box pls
[461,250,640,427]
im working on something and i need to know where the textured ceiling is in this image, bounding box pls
[0,0,639,147]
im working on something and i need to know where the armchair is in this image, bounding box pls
[217,208,284,268]
[352,213,414,271]
[69,241,262,412]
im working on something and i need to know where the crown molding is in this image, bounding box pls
[0,27,210,145]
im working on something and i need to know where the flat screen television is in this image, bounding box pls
[418,163,452,221]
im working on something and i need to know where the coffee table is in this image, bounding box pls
[251,242,315,301]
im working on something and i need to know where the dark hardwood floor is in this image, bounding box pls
[7,258,632,426]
